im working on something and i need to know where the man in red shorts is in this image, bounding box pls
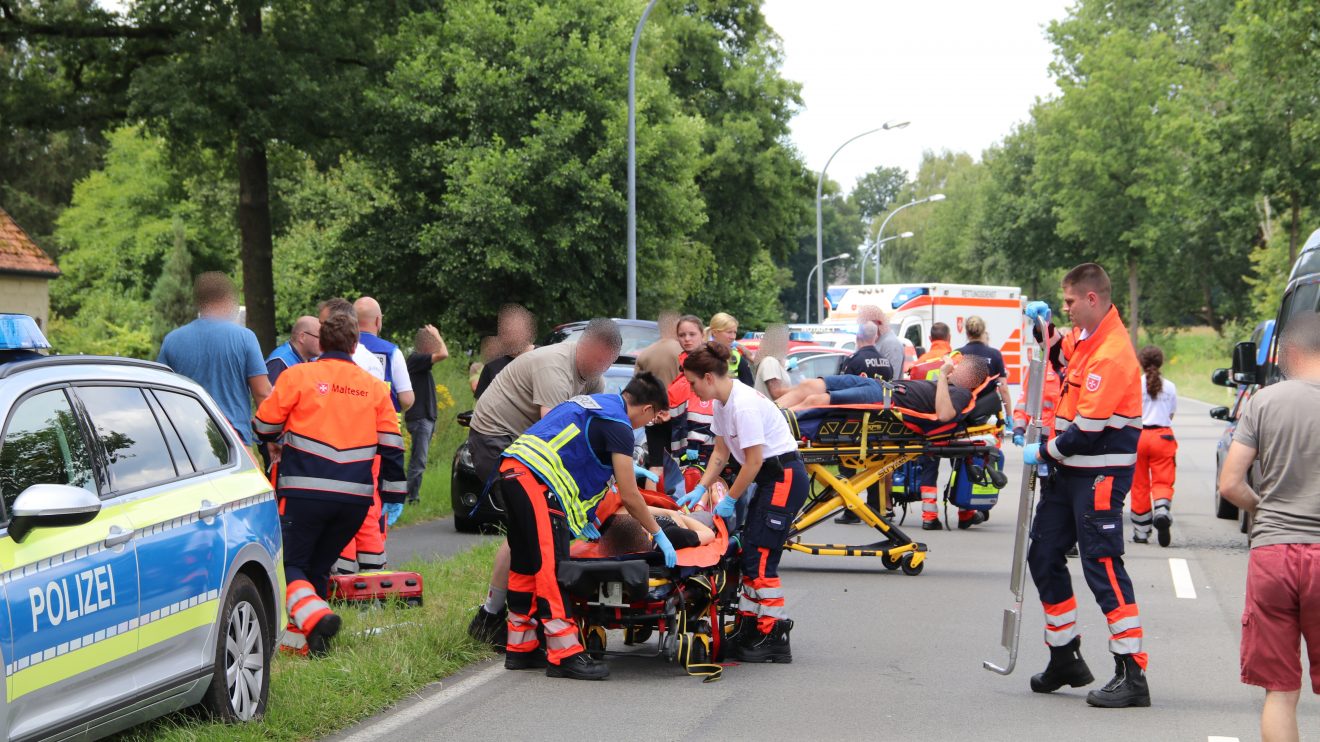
[1221,313,1320,742]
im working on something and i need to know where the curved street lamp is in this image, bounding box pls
[807,253,850,323]
[815,121,910,321]
[626,0,661,319]
[861,231,914,283]
[872,194,945,280]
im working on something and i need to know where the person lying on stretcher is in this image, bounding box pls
[776,355,990,421]
[596,506,717,557]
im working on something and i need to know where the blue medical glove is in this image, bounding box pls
[1012,433,1025,447]
[714,494,737,519]
[786,357,799,372]
[674,483,706,509]
[685,448,699,463]
[581,522,601,540]
[383,502,404,527]
[633,463,660,484]
[1024,301,1052,324]
[653,528,677,568]
[1023,442,1044,466]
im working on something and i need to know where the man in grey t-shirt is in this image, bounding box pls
[860,304,906,375]
[466,319,621,650]
[1221,313,1320,741]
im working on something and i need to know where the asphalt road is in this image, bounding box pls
[342,397,1305,742]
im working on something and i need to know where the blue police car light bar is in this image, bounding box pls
[788,331,814,342]
[0,314,51,350]
[892,286,929,310]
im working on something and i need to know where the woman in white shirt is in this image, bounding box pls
[1132,345,1178,547]
[753,324,793,400]
[674,341,806,664]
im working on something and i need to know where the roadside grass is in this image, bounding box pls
[1141,326,1239,406]
[118,539,499,741]
[395,357,475,527]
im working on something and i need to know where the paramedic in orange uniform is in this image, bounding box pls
[1130,345,1177,547]
[253,312,406,656]
[1022,263,1150,708]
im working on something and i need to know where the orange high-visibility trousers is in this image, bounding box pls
[1131,427,1176,538]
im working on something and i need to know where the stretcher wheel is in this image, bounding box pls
[881,553,903,571]
[689,633,710,665]
[900,553,924,576]
[585,626,607,659]
[626,625,653,645]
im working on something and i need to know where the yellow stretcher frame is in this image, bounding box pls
[783,416,1003,575]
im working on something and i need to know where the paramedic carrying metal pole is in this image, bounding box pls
[984,312,1049,676]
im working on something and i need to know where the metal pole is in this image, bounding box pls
[815,122,907,325]
[806,254,847,323]
[873,195,941,281]
[627,0,659,320]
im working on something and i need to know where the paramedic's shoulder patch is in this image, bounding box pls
[570,395,602,410]
[1086,373,1102,393]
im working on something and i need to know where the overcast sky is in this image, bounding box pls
[761,0,1073,192]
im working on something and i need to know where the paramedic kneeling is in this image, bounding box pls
[676,341,808,663]
[499,373,673,681]
[1219,314,1320,742]
[1022,262,1149,708]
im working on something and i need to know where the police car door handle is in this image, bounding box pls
[103,525,134,548]
[198,500,224,519]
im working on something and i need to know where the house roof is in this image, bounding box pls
[0,207,60,278]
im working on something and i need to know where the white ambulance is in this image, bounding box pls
[825,283,1029,386]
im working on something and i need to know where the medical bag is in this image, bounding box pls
[890,460,924,505]
[946,449,1004,511]
[329,570,424,608]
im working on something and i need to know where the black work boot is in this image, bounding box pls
[1087,653,1151,708]
[738,619,794,664]
[1154,513,1172,547]
[1030,637,1095,693]
[958,511,988,530]
[504,648,548,670]
[305,613,342,658]
[922,519,943,531]
[547,651,610,680]
[467,605,507,651]
[834,510,862,525]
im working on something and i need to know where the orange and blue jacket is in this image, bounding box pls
[252,351,407,505]
[1040,306,1142,475]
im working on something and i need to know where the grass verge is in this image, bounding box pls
[118,539,499,741]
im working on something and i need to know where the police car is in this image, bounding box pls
[0,315,283,739]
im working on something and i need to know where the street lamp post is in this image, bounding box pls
[815,121,909,322]
[861,231,914,283]
[872,194,945,280]
[626,0,660,320]
[806,254,849,323]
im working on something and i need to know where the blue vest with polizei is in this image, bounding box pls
[503,393,630,536]
[266,341,303,373]
[358,332,401,411]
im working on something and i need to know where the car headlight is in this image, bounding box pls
[457,445,474,469]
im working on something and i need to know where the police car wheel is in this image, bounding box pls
[202,574,272,723]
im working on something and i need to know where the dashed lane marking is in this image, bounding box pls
[1170,558,1197,599]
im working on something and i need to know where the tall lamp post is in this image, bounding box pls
[872,194,945,280]
[626,0,661,320]
[806,254,849,323]
[815,121,909,323]
[861,231,914,283]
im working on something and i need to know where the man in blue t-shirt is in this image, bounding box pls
[157,272,270,445]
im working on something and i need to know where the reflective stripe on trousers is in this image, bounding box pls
[1042,597,1079,647]
[1106,604,1146,667]
[287,579,332,633]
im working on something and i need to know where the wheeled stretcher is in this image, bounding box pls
[559,516,732,681]
[781,404,1004,574]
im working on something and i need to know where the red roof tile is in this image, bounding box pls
[0,207,60,277]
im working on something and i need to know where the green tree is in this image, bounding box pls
[149,218,194,346]
[852,165,907,222]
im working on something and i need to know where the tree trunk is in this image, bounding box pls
[1201,279,1222,336]
[1289,194,1301,266]
[236,3,276,353]
[1127,255,1140,348]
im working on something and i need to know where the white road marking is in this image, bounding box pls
[337,662,503,742]
[1207,736,1239,742]
[1170,558,1197,599]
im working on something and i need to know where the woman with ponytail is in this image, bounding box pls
[1132,345,1178,547]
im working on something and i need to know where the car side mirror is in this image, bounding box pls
[9,484,102,543]
[1209,406,1232,422]
[455,410,473,428]
[1232,341,1258,385]
[1210,368,1234,388]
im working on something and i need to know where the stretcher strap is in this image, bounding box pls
[676,600,722,683]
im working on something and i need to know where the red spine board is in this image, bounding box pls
[328,571,424,607]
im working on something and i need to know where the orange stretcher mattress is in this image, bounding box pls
[569,515,729,569]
